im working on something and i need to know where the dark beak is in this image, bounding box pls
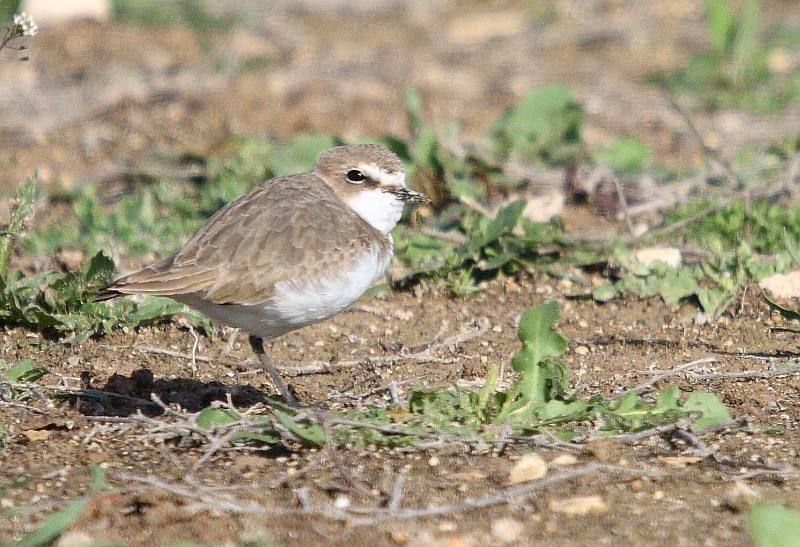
[386,186,429,205]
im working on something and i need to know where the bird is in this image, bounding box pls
[98,144,428,406]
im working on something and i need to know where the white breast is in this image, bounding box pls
[181,246,392,339]
[269,245,390,327]
[345,188,405,234]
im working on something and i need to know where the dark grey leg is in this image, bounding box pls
[248,335,299,407]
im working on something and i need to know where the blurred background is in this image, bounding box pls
[1,0,800,268]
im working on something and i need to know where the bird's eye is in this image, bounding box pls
[346,169,366,183]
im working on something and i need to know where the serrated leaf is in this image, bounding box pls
[683,392,731,429]
[195,407,240,430]
[516,300,568,361]
[82,251,116,289]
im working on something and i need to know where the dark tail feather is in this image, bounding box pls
[93,287,123,302]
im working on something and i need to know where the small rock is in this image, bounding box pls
[22,429,50,442]
[508,452,548,484]
[394,309,414,321]
[390,529,410,544]
[760,271,800,299]
[446,10,528,44]
[550,454,578,467]
[490,517,524,544]
[633,247,682,268]
[523,191,565,223]
[233,455,268,473]
[66,356,80,367]
[56,531,95,547]
[574,345,589,355]
[723,480,762,512]
[441,536,471,547]
[438,521,457,532]
[549,495,608,515]
[428,456,440,467]
[334,495,351,510]
[22,0,111,25]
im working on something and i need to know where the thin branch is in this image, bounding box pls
[388,468,408,512]
[687,363,800,381]
[630,357,718,394]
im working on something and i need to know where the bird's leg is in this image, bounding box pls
[248,335,299,407]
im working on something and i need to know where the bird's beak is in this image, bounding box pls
[387,186,429,205]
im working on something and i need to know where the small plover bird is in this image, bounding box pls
[99,144,427,406]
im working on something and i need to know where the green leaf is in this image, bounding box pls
[683,392,731,429]
[89,464,112,492]
[275,410,325,446]
[697,286,735,317]
[0,175,36,280]
[516,300,568,360]
[82,251,116,290]
[6,360,48,384]
[749,504,800,547]
[195,407,240,430]
[705,0,736,54]
[784,230,800,267]
[654,386,680,412]
[594,137,652,175]
[539,398,587,420]
[731,0,761,84]
[229,430,280,444]
[592,283,619,303]
[15,497,88,547]
[490,84,583,165]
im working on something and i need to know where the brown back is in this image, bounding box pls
[105,173,391,305]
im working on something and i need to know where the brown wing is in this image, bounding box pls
[102,173,390,305]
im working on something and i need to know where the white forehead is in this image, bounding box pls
[358,163,406,187]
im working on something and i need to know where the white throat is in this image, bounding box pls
[345,188,404,234]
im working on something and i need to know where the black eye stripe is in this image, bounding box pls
[346,169,366,183]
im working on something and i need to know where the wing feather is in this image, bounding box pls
[102,173,390,305]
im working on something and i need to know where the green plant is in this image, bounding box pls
[195,301,730,448]
[490,84,583,165]
[0,175,34,279]
[13,466,112,547]
[3,359,48,400]
[111,0,236,31]
[612,241,785,317]
[655,0,800,111]
[594,137,653,175]
[1,178,211,342]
